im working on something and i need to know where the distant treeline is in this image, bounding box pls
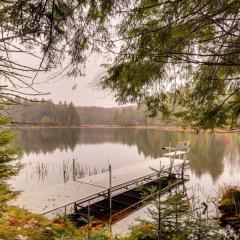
[6,100,181,126]
[7,100,80,126]
[77,106,167,126]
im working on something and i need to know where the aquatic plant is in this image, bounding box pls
[63,159,107,183]
[35,162,48,181]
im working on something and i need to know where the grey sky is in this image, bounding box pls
[6,42,117,107]
[34,54,117,107]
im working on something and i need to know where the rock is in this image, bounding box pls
[221,213,240,230]
[15,234,28,240]
[219,199,236,214]
[219,187,240,231]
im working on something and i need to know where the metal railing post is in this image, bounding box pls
[108,164,112,236]
[88,201,91,240]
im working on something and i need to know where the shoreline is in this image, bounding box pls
[5,124,193,132]
[4,123,240,133]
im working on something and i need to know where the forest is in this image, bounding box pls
[6,100,183,126]
[7,100,80,126]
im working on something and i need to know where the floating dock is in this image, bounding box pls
[10,157,189,222]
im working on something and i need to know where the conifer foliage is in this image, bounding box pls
[0,111,19,182]
[2,1,240,129]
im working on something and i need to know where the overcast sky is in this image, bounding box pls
[32,54,117,107]
[7,43,117,107]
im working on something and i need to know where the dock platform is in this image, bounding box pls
[10,158,189,218]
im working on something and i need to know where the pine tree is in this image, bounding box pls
[135,184,225,240]
[0,110,20,184]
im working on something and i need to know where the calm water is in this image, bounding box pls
[9,127,240,194]
[8,128,240,234]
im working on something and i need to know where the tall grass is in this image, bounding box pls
[31,159,107,183]
[35,162,48,181]
[62,159,107,183]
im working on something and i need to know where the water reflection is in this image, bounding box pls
[14,128,80,154]
[10,128,240,191]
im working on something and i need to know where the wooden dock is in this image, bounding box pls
[70,175,187,226]
[9,158,189,220]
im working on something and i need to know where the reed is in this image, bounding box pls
[35,162,48,181]
[62,159,107,182]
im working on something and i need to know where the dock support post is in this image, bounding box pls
[168,142,174,177]
[74,202,77,213]
[64,205,67,220]
[181,160,186,181]
[108,164,112,236]
[181,151,187,181]
[169,157,174,177]
[87,201,91,240]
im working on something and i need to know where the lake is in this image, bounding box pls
[8,127,240,233]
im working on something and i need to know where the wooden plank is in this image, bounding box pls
[9,182,104,214]
[79,158,186,188]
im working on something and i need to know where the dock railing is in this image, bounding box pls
[111,176,187,222]
[41,161,189,217]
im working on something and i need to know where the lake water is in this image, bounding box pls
[8,127,240,234]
